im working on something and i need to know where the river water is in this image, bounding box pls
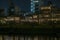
[0,35,60,40]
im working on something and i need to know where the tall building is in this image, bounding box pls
[34,0,40,13]
[8,0,15,16]
[31,0,35,13]
[31,0,39,13]
[30,0,43,13]
[15,6,21,16]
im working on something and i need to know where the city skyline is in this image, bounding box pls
[0,0,60,12]
[0,0,30,12]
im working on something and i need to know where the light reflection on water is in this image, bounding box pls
[0,35,59,40]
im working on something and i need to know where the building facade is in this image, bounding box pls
[15,6,21,16]
[31,0,42,13]
[8,0,15,16]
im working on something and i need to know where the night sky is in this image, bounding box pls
[0,0,60,12]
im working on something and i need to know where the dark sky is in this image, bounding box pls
[0,0,60,12]
[44,0,60,8]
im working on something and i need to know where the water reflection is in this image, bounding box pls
[0,35,59,40]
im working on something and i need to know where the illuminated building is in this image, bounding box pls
[31,0,41,13]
